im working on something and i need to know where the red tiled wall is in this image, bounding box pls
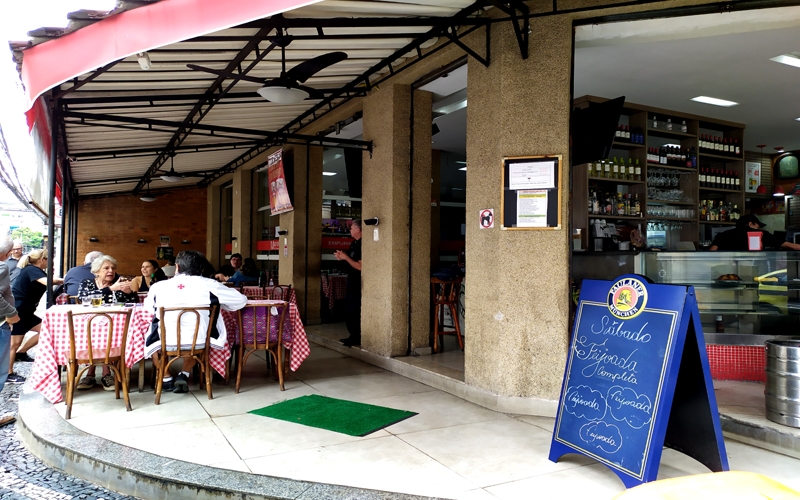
[77,190,207,277]
[706,344,766,382]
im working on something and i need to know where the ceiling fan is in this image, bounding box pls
[187,28,348,104]
[157,152,207,183]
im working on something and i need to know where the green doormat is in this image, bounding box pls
[249,394,417,437]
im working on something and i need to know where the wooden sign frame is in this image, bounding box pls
[500,155,562,230]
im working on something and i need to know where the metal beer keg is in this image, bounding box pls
[765,340,800,428]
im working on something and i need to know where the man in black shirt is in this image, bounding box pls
[214,253,242,282]
[711,214,800,251]
[335,220,362,347]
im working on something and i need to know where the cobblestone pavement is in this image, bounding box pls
[1,359,137,500]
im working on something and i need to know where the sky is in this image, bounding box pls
[0,0,117,205]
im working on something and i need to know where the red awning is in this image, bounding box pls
[20,0,322,110]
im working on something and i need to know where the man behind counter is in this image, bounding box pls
[710,214,800,251]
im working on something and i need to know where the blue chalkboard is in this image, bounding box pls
[549,275,728,487]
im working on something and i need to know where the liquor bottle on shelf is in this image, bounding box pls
[719,202,729,222]
[715,137,722,152]
[624,126,631,141]
[612,158,620,179]
[681,120,688,133]
[617,193,625,216]
[603,160,611,178]
[619,159,627,180]
[699,200,707,221]
[734,171,740,189]
[723,138,730,154]
[666,118,673,131]
[588,162,594,177]
[615,125,623,141]
[709,202,718,221]
[633,194,641,217]
[731,204,740,221]
[634,159,642,181]
[699,168,706,188]
[652,115,658,129]
[734,139,741,156]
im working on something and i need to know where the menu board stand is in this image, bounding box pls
[548,275,728,488]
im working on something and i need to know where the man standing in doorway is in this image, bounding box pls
[335,220,362,347]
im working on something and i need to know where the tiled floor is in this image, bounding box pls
[49,331,800,500]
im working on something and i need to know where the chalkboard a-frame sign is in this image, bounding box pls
[548,275,729,488]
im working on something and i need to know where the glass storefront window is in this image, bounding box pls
[255,168,280,278]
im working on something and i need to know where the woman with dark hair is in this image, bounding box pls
[226,257,260,286]
[130,260,167,292]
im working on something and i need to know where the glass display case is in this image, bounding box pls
[639,251,800,345]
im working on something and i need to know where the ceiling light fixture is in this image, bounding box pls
[459,167,467,171]
[690,96,739,107]
[257,86,308,105]
[770,53,800,69]
[137,52,151,70]
[322,172,337,176]
[160,152,182,182]
[795,117,800,122]
[140,181,156,202]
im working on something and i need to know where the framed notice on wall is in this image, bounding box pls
[501,155,562,230]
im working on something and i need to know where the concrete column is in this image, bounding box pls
[231,169,252,258]
[278,145,323,324]
[361,84,431,357]
[206,185,221,265]
[464,17,572,401]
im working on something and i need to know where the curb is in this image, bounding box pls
[17,390,441,500]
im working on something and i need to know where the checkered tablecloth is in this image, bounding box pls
[30,304,148,404]
[221,299,309,372]
[241,286,297,305]
[320,274,347,310]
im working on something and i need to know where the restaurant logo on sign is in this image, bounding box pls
[607,277,648,320]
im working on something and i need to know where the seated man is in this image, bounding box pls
[63,251,103,297]
[214,253,242,282]
[143,250,247,393]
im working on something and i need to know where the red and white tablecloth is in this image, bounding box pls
[320,274,347,310]
[221,299,310,372]
[241,286,297,305]
[31,305,148,404]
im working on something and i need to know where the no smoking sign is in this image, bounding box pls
[479,209,494,229]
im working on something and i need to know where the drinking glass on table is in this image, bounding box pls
[91,291,103,307]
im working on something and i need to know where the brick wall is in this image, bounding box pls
[76,189,207,276]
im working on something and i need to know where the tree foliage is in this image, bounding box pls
[10,227,43,251]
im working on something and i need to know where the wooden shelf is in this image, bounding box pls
[645,164,696,172]
[647,127,695,139]
[611,141,645,150]
[647,199,696,206]
[699,152,742,162]
[646,216,696,222]
[700,221,736,226]
[588,176,645,184]
[588,214,644,221]
[700,187,742,194]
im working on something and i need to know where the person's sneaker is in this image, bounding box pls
[6,373,26,384]
[339,337,351,344]
[342,337,361,347]
[174,372,189,394]
[14,353,34,363]
[76,376,96,390]
[160,378,176,392]
[0,415,15,428]
[101,374,115,392]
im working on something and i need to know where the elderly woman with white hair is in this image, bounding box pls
[76,254,137,390]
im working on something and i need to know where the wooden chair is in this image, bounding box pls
[268,284,292,301]
[153,305,217,404]
[431,277,464,353]
[65,309,133,420]
[235,301,289,393]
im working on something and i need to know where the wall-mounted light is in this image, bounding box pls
[363,217,379,226]
[277,230,288,235]
[137,52,152,70]
[137,238,147,244]
[231,236,238,241]
[89,237,99,243]
[181,240,190,244]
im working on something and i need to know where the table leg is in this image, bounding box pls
[138,359,145,393]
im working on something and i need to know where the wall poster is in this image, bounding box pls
[501,155,561,230]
